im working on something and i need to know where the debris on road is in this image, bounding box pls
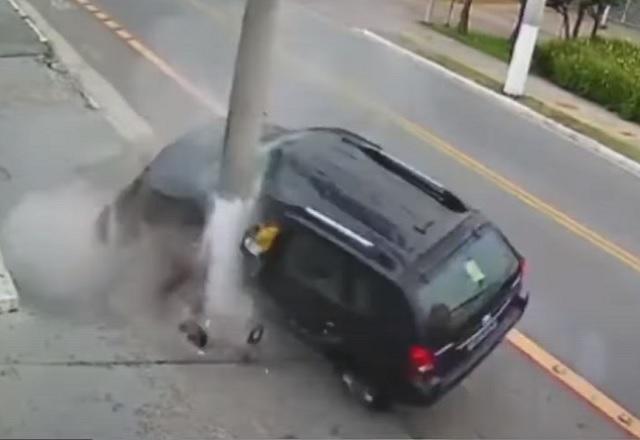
[0,250,19,315]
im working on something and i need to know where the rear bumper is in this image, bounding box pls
[395,296,527,406]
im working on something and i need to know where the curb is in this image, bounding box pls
[6,0,49,46]
[0,251,19,314]
[355,29,640,180]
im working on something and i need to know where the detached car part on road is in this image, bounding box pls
[97,122,529,410]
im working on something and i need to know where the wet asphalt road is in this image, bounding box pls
[19,0,640,437]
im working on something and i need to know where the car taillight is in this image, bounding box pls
[517,258,530,301]
[409,345,435,375]
[519,258,528,278]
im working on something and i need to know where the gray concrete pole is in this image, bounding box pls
[621,0,631,23]
[219,0,280,200]
[600,5,611,27]
[423,0,437,23]
[503,0,545,96]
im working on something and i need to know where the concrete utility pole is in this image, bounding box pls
[503,0,545,96]
[621,0,632,23]
[600,5,611,27]
[423,0,437,23]
[219,0,280,200]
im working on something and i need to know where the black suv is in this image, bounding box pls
[98,122,529,409]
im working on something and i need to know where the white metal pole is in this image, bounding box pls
[219,0,280,200]
[600,5,611,27]
[621,0,631,23]
[503,0,545,96]
[424,0,437,23]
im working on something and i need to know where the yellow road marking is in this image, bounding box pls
[184,0,640,276]
[71,0,221,112]
[508,330,640,438]
[94,11,109,20]
[75,0,640,436]
[103,19,120,30]
[115,29,133,40]
[384,106,640,272]
[284,35,640,274]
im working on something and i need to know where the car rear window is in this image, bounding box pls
[416,227,519,327]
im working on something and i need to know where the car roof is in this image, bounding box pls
[145,120,288,209]
[262,128,477,279]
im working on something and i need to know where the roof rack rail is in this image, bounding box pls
[305,206,375,248]
[357,146,468,213]
[306,126,383,150]
[303,127,466,212]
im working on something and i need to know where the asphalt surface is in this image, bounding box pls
[10,0,640,437]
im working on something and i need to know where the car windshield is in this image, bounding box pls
[417,227,519,328]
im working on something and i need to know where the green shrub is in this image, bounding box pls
[535,38,640,123]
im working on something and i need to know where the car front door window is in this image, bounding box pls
[281,230,346,305]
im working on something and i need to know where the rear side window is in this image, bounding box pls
[347,264,409,321]
[417,227,519,324]
[280,230,347,304]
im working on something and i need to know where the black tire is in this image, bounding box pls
[338,368,392,411]
[247,324,265,345]
[179,320,208,349]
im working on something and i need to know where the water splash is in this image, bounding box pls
[199,196,256,348]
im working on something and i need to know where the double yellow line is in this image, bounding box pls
[73,0,640,436]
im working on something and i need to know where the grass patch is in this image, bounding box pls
[392,33,640,165]
[427,23,512,62]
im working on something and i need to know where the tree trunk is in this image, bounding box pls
[562,8,571,40]
[591,4,605,39]
[573,3,587,38]
[561,6,572,38]
[458,0,473,34]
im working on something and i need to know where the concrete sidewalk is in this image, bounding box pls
[295,0,640,159]
[0,2,208,437]
[0,0,146,315]
[0,0,47,314]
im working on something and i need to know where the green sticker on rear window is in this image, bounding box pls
[464,259,485,284]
